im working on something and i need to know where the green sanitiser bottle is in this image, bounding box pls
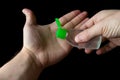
[55,18,102,49]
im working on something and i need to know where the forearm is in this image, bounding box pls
[0,48,43,80]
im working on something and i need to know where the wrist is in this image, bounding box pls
[21,47,44,70]
[0,47,44,80]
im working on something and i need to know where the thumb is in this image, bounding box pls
[75,23,102,43]
[22,8,37,25]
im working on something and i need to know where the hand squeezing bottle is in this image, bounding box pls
[55,18,102,49]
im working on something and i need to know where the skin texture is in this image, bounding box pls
[75,10,120,55]
[0,8,88,80]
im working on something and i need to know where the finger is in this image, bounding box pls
[84,49,93,54]
[109,38,120,46]
[96,42,117,55]
[51,10,80,31]
[79,17,95,30]
[63,11,88,29]
[75,22,102,43]
[22,8,37,26]
[75,18,89,29]
[59,10,81,26]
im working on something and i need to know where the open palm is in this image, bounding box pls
[22,8,87,67]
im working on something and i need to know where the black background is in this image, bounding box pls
[0,0,120,79]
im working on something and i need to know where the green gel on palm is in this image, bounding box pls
[55,18,68,39]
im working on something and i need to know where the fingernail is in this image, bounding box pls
[75,35,84,43]
[96,50,102,55]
